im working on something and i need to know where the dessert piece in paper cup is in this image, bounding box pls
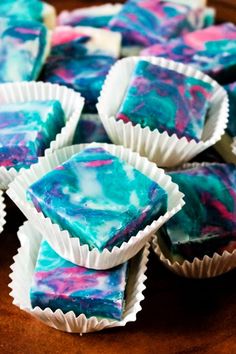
[7,143,184,270]
[0,81,84,190]
[97,56,228,168]
[152,162,236,279]
[0,190,6,234]
[152,235,236,279]
[9,221,150,334]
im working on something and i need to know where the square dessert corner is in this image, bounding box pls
[30,240,128,320]
[160,164,236,262]
[0,17,49,82]
[116,60,214,142]
[0,100,65,170]
[27,146,168,251]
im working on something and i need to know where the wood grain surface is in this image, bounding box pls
[0,1,236,354]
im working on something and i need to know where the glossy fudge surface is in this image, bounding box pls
[31,240,128,320]
[108,0,204,49]
[0,100,65,170]
[58,4,122,28]
[116,60,213,141]
[225,82,236,137]
[142,23,236,84]
[27,147,168,251]
[161,164,236,261]
[73,114,110,144]
[41,27,117,113]
[0,0,44,22]
[0,17,49,82]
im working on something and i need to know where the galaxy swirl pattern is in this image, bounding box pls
[27,147,168,251]
[31,240,128,320]
[116,60,213,141]
[142,23,236,83]
[0,100,65,170]
[162,164,236,261]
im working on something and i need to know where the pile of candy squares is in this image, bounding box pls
[0,0,236,334]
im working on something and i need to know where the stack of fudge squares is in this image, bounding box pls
[0,0,235,333]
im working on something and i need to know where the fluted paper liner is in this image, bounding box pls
[0,190,6,234]
[7,143,184,270]
[152,162,236,278]
[97,56,228,167]
[9,221,150,333]
[0,81,84,190]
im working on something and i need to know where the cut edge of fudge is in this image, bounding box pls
[30,240,128,320]
[26,146,168,252]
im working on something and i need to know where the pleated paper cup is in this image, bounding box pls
[0,190,6,234]
[152,162,236,278]
[152,235,236,279]
[9,221,150,334]
[0,81,84,190]
[97,56,228,167]
[7,142,184,270]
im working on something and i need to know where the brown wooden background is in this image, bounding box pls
[0,1,236,354]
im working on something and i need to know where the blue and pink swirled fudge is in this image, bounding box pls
[27,147,168,251]
[116,60,214,141]
[41,26,120,113]
[0,100,65,170]
[0,17,49,82]
[30,240,128,320]
[73,114,110,144]
[108,0,205,54]
[58,3,122,28]
[142,23,236,84]
[160,164,236,262]
[0,0,56,29]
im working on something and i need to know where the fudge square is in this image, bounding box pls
[108,0,204,50]
[41,26,119,113]
[27,147,168,251]
[30,240,128,320]
[142,23,236,84]
[0,100,65,170]
[116,60,214,142]
[161,164,236,262]
[0,17,49,82]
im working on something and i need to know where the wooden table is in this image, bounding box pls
[1,1,236,353]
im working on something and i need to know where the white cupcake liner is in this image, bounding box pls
[152,235,236,279]
[0,81,84,190]
[152,162,236,278]
[9,221,150,334]
[7,142,184,270]
[0,190,6,234]
[97,56,228,167]
[214,133,236,164]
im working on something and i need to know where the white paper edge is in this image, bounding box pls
[97,56,228,167]
[7,142,184,269]
[0,81,84,190]
[152,161,236,278]
[9,221,150,333]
